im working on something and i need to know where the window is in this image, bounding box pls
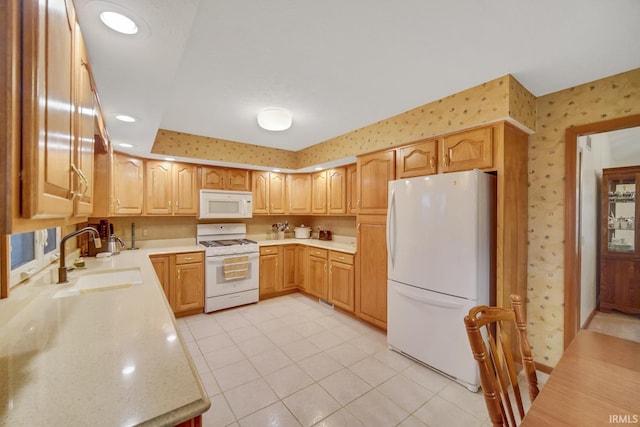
[9,228,60,288]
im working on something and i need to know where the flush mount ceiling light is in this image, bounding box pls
[115,114,136,122]
[100,11,138,34]
[257,108,292,131]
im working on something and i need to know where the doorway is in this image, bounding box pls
[564,114,640,347]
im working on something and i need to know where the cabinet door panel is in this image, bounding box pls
[150,255,171,301]
[347,164,358,214]
[259,253,282,296]
[396,139,438,178]
[174,163,198,215]
[287,174,311,214]
[174,263,204,314]
[356,215,387,328]
[22,0,75,217]
[330,260,354,312]
[201,166,225,190]
[269,173,287,214]
[311,171,328,214]
[252,171,269,214]
[145,161,172,215]
[307,255,328,300]
[112,154,144,215]
[441,127,493,173]
[328,168,347,214]
[357,150,395,214]
[282,245,298,290]
[226,169,250,191]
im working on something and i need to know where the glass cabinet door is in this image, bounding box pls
[606,176,636,253]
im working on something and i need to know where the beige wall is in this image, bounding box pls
[527,68,640,366]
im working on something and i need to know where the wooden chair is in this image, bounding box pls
[464,294,539,427]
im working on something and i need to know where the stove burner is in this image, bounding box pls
[198,239,257,248]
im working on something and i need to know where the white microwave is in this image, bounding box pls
[199,190,253,219]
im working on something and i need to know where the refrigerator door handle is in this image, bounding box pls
[386,188,395,267]
[392,283,465,310]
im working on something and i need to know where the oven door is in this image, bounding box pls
[205,252,259,297]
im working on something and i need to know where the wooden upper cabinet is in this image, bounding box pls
[311,171,328,214]
[287,174,312,214]
[269,172,287,214]
[357,150,395,214]
[201,166,250,191]
[73,25,95,216]
[327,167,347,214]
[252,171,286,214]
[441,126,494,173]
[252,171,269,214]
[145,161,198,215]
[145,161,172,215]
[346,164,357,214]
[173,163,199,215]
[21,0,75,218]
[112,153,144,215]
[396,139,438,178]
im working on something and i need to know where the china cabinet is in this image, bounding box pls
[600,166,640,314]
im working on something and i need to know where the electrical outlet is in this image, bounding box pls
[142,227,149,237]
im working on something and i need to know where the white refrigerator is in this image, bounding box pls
[386,170,495,392]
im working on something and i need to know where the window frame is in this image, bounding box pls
[9,227,61,288]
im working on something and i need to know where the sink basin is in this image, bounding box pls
[54,268,143,298]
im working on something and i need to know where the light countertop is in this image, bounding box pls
[0,243,209,426]
[250,235,357,254]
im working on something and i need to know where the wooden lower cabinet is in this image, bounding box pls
[329,251,355,313]
[307,248,329,300]
[175,415,202,427]
[150,251,204,317]
[283,245,306,290]
[259,246,282,297]
[356,214,388,329]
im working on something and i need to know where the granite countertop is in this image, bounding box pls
[0,242,210,426]
[250,235,357,254]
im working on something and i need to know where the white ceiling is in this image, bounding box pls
[74,0,640,166]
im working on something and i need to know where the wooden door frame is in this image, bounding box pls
[564,114,640,348]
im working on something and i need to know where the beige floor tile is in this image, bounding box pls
[402,363,452,393]
[217,313,252,332]
[283,384,341,427]
[189,318,225,340]
[291,320,327,338]
[265,326,304,347]
[190,353,210,375]
[227,324,264,344]
[348,356,396,386]
[201,393,236,427]
[213,359,260,391]
[306,329,348,351]
[224,378,279,420]
[325,342,369,367]
[198,371,221,397]
[331,324,362,342]
[238,401,302,427]
[312,408,365,427]
[318,368,372,405]
[255,317,288,334]
[197,331,235,353]
[177,321,195,343]
[186,340,202,358]
[397,415,428,427]
[281,338,323,362]
[586,311,640,342]
[297,352,343,381]
[439,382,489,420]
[263,364,315,399]
[237,335,277,358]
[414,395,485,427]
[373,349,414,372]
[183,313,210,325]
[249,348,292,375]
[376,374,434,413]
[203,344,246,371]
[240,307,276,325]
[350,334,387,355]
[346,389,409,427]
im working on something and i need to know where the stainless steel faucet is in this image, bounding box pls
[58,227,102,284]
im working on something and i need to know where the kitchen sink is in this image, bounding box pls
[53,268,143,298]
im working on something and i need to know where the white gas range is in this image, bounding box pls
[197,224,259,312]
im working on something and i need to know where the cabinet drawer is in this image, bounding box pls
[308,248,328,259]
[329,251,354,265]
[175,252,203,264]
[260,246,280,256]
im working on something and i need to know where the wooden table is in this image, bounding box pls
[521,330,640,426]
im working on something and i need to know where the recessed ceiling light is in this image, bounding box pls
[257,108,292,131]
[116,114,136,122]
[272,169,281,172]
[100,11,138,34]
[118,143,134,148]
[314,167,323,171]
[164,157,175,162]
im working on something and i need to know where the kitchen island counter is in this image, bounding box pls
[0,244,209,426]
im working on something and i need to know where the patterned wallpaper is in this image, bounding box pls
[152,129,298,169]
[151,75,530,170]
[527,68,640,366]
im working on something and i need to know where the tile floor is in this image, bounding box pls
[586,310,640,342]
[176,294,495,427]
